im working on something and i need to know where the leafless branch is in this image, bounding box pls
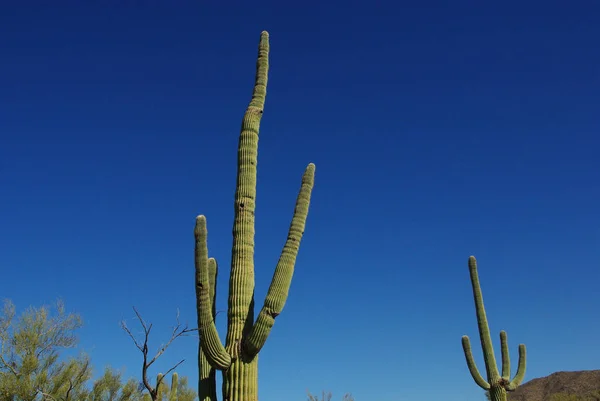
[121,306,196,401]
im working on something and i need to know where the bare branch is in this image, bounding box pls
[163,359,185,377]
[120,320,144,353]
[121,306,196,401]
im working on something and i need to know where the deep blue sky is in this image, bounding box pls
[1,1,599,400]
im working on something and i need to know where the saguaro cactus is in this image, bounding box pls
[461,256,527,401]
[151,372,179,401]
[194,31,316,401]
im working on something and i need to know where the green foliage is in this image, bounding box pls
[88,369,196,401]
[550,394,584,401]
[0,300,197,401]
[549,392,600,401]
[194,31,315,401]
[0,299,89,401]
[89,366,143,401]
[154,373,195,401]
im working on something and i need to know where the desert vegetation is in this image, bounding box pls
[0,300,196,401]
[2,25,598,401]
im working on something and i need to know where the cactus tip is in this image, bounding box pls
[301,163,316,184]
[259,31,269,46]
[468,255,477,268]
[195,215,207,234]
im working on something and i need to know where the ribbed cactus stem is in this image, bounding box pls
[169,373,179,401]
[156,373,165,401]
[194,31,316,401]
[223,30,270,362]
[461,256,527,401]
[469,255,498,381]
[198,258,218,401]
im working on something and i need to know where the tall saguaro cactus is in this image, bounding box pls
[194,31,316,401]
[461,256,527,401]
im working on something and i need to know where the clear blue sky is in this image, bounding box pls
[1,1,599,400]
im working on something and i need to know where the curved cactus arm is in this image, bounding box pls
[507,344,527,390]
[198,258,218,401]
[468,256,500,380]
[243,164,316,357]
[462,335,491,390]
[500,331,510,380]
[194,215,232,370]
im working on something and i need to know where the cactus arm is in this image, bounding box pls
[243,163,316,357]
[468,256,500,380]
[500,331,510,380]
[507,344,527,390]
[169,373,178,401]
[225,30,270,356]
[198,258,218,401]
[156,373,165,401]
[462,335,491,390]
[194,216,232,369]
[208,258,217,321]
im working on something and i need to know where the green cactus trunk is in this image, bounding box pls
[461,256,527,401]
[488,388,508,401]
[194,31,316,401]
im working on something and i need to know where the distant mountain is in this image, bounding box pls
[508,370,600,401]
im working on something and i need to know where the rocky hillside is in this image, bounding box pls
[508,370,600,401]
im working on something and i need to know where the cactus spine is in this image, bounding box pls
[461,256,527,401]
[194,31,316,401]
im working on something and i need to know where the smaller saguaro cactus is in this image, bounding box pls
[143,372,186,401]
[156,372,178,401]
[461,256,527,401]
